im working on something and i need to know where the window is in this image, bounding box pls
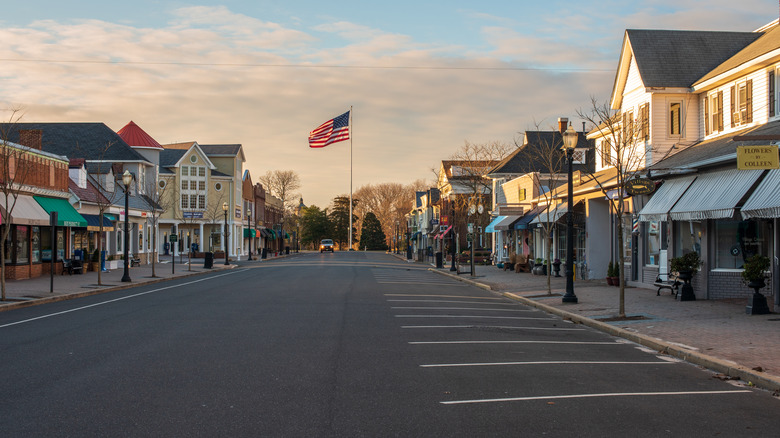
[181,166,189,176]
[198,195,206,209]
[644,221,667,266]
[518,188,526,202]
[181,194,189,209]
[622,110,634,143]
[731,79,753,127]
[190,155,198,163]
[770,70,776,118]
[572,149,586,164]
[32,226,40,263]
[180,165,207,211]
[198,167,206,177]
[674,221,702,259]
[600,138,611,167]
[705,91,724,135]
[639,103,649,141]
[215,182,222,191]
[714,219,771,269]
[669,102,682,136]
[158,179,166,189]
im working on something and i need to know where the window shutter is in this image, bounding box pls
[770,72,776,118]
[746,79,753,123]
[730,86,736,127]
[717,91,723,132]
[704,96,710,134]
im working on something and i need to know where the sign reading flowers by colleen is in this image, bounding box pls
[736,145,779,170]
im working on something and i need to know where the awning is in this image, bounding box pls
[410,231,421,241]
[436,225,452,239]
[637,176,696,222]
[259,229,269,237]
[33,196,88,227]
[669,168,763,221]
[514,205,547,230]
[742,169,780,219]
[267,230,276,239]
[104,214,117,221]
[530,201,582,225]
[82,214,115,231]
[485,216,506,233]
[0,194,51,226]
[495,215,522,231]
[244,228,257,238]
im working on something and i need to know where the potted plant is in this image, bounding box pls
[89,249,100,272]
[670,251,700,301]
[611,262,621,286]
[606,261,614,285]
[742,254,771,315]
[552,258,562,277]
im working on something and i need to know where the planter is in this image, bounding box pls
[606,276,614,286]
[610,277,620,286]
[106,260,119,270]
[552,262,561,277]
[677,270,696,301]
[746,278,771,315]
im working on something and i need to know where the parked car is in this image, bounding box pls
[320,239,334,252]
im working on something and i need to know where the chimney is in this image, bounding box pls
[19,129,42,149]
[558,117,568,133]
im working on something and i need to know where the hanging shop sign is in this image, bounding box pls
[736,145,779,170]
[625,177,656,195]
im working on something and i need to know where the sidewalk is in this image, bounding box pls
[423,260,780,393]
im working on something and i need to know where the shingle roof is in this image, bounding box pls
[160,149,187,167]
[116,121,163,149]
[695,24,780,85]
[487,131,593,176]
[0,122,151,162]
[69,179,110,204]
[199,144,242,156]
[650,119,780,170]
[626,29,762,88]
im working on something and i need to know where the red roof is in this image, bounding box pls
[117,121,163,149]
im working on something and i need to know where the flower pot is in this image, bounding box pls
[606,277,614,286]
[611,277,620,286]
[746,278,770,315]
[677,269,695,301]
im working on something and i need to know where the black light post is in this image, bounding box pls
[562,124,578,303]
[121,170,133,283]
[395,221,399,254]
[246,210,253,261]
[450,203,457,272]
[406,221,412,260]
[223,202,230,265]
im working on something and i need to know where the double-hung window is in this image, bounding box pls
[705,91,724,135]
[731,79,753,127]
[180,164,207,210]
[669,101,682,137]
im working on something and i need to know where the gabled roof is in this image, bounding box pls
[116,121,163,149]
[441,160,498,180]
[487,130,593,176]
[649,119,780,171]
[68,178,110,205]
[695,24,780,88]
[611,29,761,107]
[160,149,187,167]
[0,122,152,163]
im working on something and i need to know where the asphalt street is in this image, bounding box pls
[0,251,778,437]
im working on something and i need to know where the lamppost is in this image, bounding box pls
[562,123,578,303]
[395,220,399,254]
[121,170,133,283]
[222,202,230,265]
[450,202,457,272]
[246,209,252,260]
[406,220,412,260]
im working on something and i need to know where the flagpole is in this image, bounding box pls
[349,106,353,250]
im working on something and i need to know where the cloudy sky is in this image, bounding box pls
[0,1,776,208]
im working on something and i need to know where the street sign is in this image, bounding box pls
[467,233,473,242]
[737,145,779,170]
[169,235,178,242]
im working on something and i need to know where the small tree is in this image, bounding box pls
[359,212,387,250]
[140,175,173,277]
[300,205,331,249]
[329,196,357,250]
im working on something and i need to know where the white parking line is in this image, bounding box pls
[388,299,520,306]
[395,315,552,320]
[401,325,586,331]
[385,294,504,300]
[441,390,752,405]
[409,340,618,345]
[421,360,673,368]
[391,307,533,312]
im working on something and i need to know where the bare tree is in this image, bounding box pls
[577,97,648,318]
[259,170,301,248]
[139,175,174,278]
[353,182,408,249]
[0,108,36,300]
[203,189,228,253]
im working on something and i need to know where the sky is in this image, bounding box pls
[0,1,777,208]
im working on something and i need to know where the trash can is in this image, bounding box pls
[204,252,214,269]
[435,251,443,268]
[285,246,290,255]
[261,248,268,259]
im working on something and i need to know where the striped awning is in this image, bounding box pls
[742,169,780,219]
[637,176,696,222]
[669,168,763,221]
[494,215,522,231]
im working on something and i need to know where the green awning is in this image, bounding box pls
[33,196,88,227]
[104,214,117,221]
[268,230,276,238]
[244,228,256,238]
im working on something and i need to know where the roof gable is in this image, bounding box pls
[116,121,163,149]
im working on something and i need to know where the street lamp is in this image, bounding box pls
[562,123,578,303]
[121,170,133,283]
[222,202,230,265]
[246,209,253,260]
[450,202,457,272]
[395,220,399,254]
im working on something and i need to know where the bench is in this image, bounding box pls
[61,259,83,275]
[654,272,680,296]
[130,256,141,267]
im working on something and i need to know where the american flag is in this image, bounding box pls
[309,111,350,148]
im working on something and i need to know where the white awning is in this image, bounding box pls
[669,168,763,221]
[741,168,780,219]
[0,194,51,226]
[531,203,566,225]
[494,215,522,231]
[637,176,696,222]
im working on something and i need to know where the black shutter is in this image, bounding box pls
[770,72,775,118]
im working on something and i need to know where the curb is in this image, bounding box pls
[429,268,780,393]
[0,265,236,313]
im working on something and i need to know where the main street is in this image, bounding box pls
[1,252,778,437]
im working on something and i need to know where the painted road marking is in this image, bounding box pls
[387,299,520,306]
[395,315,553,320]
[401,325,586,331]
[0,269,246,329]
[391,306,532,312]
[409,340,618,345]
[440,390,752,405]
[385,294,504,300]
[421,360,672,368]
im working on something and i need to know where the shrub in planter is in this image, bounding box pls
[742,254,771,315]
[670,252,700,301]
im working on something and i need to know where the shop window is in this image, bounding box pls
[674,221,702,259]
[644,221,668,266]
[32,227,40,263]
[714,219,770,269]
[3,226,11,265]
[16,226,29,264]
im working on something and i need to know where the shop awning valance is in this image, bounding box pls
[637,176,696,222]
[514,205,547,230]
[33,196,88,227]
[741,169,780,219]
[82,214,115,231]
[485,216,506,233]
[530,201,582,225]
[494,215,522,231]
[259,229,269,237]
[0,194,51,226]
[669,169,763,221]
[244,228,257,238]
[410,231,421,240]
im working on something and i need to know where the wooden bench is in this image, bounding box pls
[654,272,680,296]
[61,259,83,275]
